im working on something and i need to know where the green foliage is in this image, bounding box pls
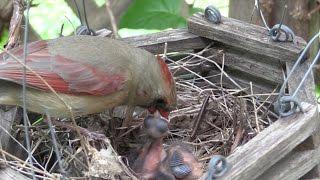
[118,28,161,38]
[316,85,320,98]
[120,0,187,30]
[0,28,9,53]
[118,0,205,37]
[94,0,106,7]
[29,0,80,39]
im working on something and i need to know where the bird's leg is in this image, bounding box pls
[44,118,106,141]
[121,106,135,128]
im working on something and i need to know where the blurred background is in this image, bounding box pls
[0,0,229,47]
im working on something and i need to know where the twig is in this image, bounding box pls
[0,149,55,179]
[44,118,106,140]
[191,95,210,139]
[46,114,66,176]
[21,1,35,179]
[250,82,260,133]
[183,139,224,146]
[5,0,24,50]
[0,125,46,172]
[230,127,244,153]
[105,0,119,38]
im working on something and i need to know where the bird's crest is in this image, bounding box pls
[156,55,174,86]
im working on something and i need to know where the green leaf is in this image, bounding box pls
[120,0,186,30]
[118,28,162,38]
[32,117,44,126]
[29,0,80,39]
[316,85,320,98]
[0,28,9,52]
[94,0,105,7]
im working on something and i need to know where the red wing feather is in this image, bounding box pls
[0,41,125,96]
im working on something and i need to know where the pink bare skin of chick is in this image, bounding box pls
[0,36,176,122]
[133,142,204,179]
[133,115,203,180]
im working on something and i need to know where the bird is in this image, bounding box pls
[0,36,177,121]
[131,136,169,179]
[132,142,204,180]
[162,144,203,180]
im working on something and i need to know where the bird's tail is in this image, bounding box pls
[0,81,18,106]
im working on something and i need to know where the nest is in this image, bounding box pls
[0,46,278,179]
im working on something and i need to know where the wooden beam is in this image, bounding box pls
[0,167,31,180]
[205,47,283,84]
[220,103,319,180]
[121,28,209,54]
[286,58,320,177]
[187,13,306,62]
[258,146,320,179]
[0,107,17,151]
[208,69,276,95]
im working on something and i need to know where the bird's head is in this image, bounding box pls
[135,55,176,138]
[147,55,176,119]
[135,54,176,118]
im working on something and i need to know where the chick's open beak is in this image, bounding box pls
[144,110,169,138]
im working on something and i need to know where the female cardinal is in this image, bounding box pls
[0,36,176,119]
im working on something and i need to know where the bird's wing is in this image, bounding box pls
[0,40,125,96]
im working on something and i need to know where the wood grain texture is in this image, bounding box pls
[0,167,31,180]
[208,69,276,96]
[0,107,17,151]
[204,46,283,84]
[258,147,320,180]
[286,59,320,177]
[220,103,319,180]
[187,13,306,62]
[121,28,209,54]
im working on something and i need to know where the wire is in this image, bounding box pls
[22,0,35,179]
[73,0,83,25]
[254,0,295,42]
[73,0,94,36]
[46,113,66,177]
[82,0,91,32]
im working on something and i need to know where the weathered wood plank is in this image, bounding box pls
[0,107,17,151]
[220,103,319,180]
[208,69,276,95]
[258,147,320,180]
[205,46,283,84]
[287,62,317,105]
[286,59,320,177]
[187,13,306,62]
[0,167,31,180]
[121,28,209,54]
